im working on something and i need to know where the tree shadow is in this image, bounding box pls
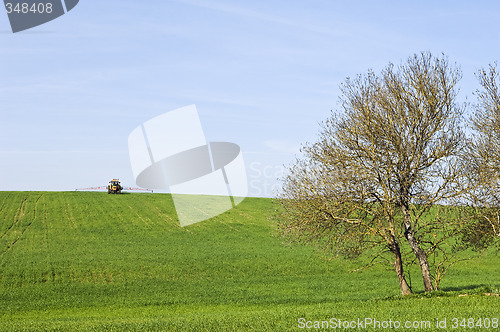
[438,284,487,293]
[407,284,496,298]
[380,284,496,300]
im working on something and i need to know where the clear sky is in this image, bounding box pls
[1,0,500,196]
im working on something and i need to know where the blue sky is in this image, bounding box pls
[1,0,500,196]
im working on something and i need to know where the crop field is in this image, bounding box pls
[0,191,499,331]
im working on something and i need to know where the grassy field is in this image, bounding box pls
[0,191,498,331]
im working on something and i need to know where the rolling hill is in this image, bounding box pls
[0,191,498,331]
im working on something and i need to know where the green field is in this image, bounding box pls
[0,192,498,331]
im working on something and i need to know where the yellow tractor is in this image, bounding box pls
[107,179,123,194]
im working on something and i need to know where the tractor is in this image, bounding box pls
[107,179,123,194]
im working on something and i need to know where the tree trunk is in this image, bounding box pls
[389,237,412,295]
[402,206,434,292]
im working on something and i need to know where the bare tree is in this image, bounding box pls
[464,64,500,247]
[276,52,469,295]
